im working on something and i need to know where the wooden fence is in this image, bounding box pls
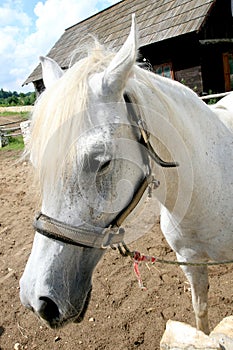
[200,91,231,101]
[0,119,31,148]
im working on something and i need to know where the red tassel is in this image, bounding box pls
[132,251,156,289]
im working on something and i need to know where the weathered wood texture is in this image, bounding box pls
[175,66,203,93]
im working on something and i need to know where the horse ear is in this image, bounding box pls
[103,14,138,94]
[39,56,64,89]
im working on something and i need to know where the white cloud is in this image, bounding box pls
[0,0,119,92]
[0,2,31,27]
[0,0,31,56]
[0,27,17,54]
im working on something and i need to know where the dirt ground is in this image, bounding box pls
[0,119,233,349]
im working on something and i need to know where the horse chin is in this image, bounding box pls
[73,288,92,324]
[58,287,93,327]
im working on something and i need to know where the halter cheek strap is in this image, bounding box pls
[123,94,179,168]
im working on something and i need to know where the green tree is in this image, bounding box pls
[0,89,36,106]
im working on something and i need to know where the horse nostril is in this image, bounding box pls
[38,297,60,323]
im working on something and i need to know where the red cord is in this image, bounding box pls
[132,251,156,289]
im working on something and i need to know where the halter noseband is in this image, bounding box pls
[33,94,178,249]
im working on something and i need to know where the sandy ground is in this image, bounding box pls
[0,117,233,349]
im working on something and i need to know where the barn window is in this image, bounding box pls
[154,62,174,79]
[223,52,233,91]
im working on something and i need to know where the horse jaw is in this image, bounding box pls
[102,14,138,95]
[39,56,64,89]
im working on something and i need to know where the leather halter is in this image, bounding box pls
[34,94,179,249]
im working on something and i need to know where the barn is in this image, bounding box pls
[23,0,233,96]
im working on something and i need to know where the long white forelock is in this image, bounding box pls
[28,42,116,189]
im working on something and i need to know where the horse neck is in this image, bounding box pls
[130,67,224,160]
[128,68,221,213]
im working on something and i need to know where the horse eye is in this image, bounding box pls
[98,160,111,174]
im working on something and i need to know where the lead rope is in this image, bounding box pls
[116,241,233,290]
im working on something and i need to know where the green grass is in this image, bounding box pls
[0,111,29,151]
[1,136,25,151]
[0,111,30,120]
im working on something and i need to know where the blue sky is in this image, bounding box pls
[0,0,119,92]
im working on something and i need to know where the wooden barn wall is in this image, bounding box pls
[175,66,203,94]
[141,0,233,95]
[198,0,233,93]
[140,33,204,94]
[34,80,45,96]
[200,44,231,94]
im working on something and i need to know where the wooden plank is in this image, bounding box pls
[0,126,21,132]
[0,119,22,127]
[4,132,22,137]
[200,92,231,100]
[223,53,231,92]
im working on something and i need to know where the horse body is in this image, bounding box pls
[20,16,233,334]
[128,68,233,249]
[125,69,233,333]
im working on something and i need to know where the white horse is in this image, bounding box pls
[20,15,233,334]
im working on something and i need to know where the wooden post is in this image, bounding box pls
[223,53,231,92]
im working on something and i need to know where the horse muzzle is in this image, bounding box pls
[20,286,92,329]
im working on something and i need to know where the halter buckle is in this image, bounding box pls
[101,227,125,249]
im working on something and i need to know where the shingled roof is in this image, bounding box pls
[24,0,216,85]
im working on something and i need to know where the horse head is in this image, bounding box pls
[20,15,151,328]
